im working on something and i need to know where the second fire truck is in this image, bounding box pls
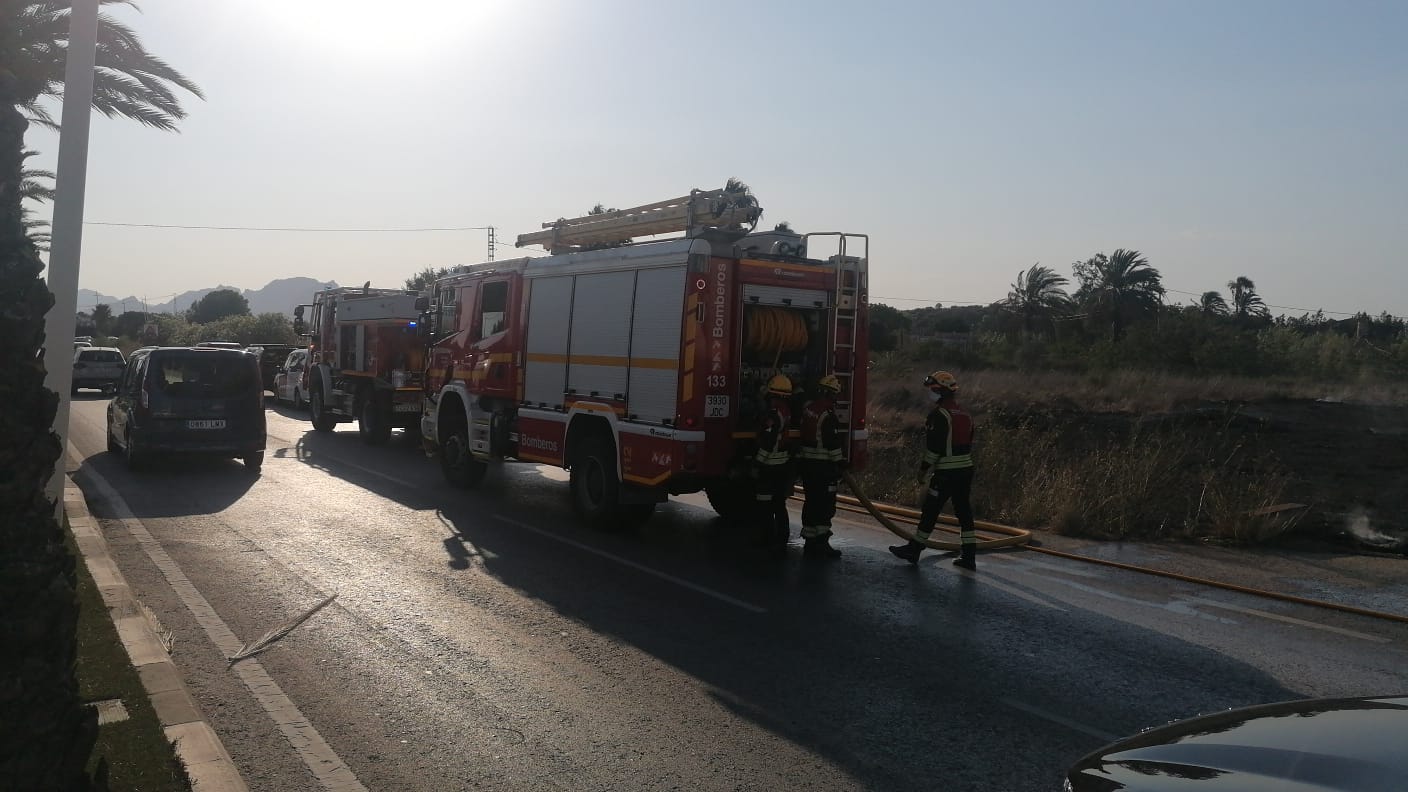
[418,184,869,528]
[294,287,426,444]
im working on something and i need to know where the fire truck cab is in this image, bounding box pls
[420,184,868,529]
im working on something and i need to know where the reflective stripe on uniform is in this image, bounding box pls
[755,449,792,465]
[798,447,843,461]
[929,407,974,470]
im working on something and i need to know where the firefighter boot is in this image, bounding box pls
[803,535,842,560]
[953,546,977,571]
[889,540,923,565]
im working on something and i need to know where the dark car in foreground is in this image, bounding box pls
[106,347,267,472]
[1065,695,1408,791]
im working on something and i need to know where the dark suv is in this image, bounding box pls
[246,343,297,393]
[106,347,267,471]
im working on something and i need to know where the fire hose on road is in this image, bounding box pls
[804,472,1033,551]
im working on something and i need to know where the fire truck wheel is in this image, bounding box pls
[570,436,623,531]
[359,395,392,445]
[705,480,754,523]
[309,382,337,432]
[440,424,488,488]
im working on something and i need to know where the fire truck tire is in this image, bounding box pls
[705,480,754,523]
[359,394,392,445]
[242,451,264,472]
[440,423,488,488]
[570,436,624,531]
[309,382,337,433]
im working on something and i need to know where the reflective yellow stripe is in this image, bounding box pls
[755,450,791,465]
[798,448,842,461]
[922,450,941,466]
[936,454,972,470]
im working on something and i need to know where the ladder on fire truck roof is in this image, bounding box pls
[515,185,762,254]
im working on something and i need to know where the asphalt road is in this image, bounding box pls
[66,394,1408,791]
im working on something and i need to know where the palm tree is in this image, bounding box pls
[20,150,54,250]
[2,3,200,786]
[1198,290,1229,317]
[1073,248,1165,336]
[1003,263,1070,337]
[1227,276,1268,320]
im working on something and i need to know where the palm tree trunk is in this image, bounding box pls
[0,96,96,790]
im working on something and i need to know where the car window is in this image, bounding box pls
[149,354,256,398]
[284,351,301,368]
[78,349,124,363]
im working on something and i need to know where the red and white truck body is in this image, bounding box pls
[295,287,426,445]
[419,188,868,526]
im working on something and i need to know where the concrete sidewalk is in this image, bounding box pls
[65,476,248,792]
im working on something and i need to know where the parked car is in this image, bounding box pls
[272,348,310,409]
[106,347,267,471]
[247,343,297,393]
[72,346,125,394]
[1064,695,1408,791]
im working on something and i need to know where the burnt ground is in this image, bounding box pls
[1221,399,1408,552]
[994,398,1408,553]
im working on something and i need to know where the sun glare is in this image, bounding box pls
[253,0,500,54]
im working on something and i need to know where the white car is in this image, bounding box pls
[273,349,310,409]
[72,346,125,394]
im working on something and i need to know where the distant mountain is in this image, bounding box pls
[244,277,338,316]
[78,277,338,318]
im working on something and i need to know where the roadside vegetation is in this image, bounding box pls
[77,287,298,355]
[3,1,200,785]
[864,254,1407,547]
[68,527,191,791]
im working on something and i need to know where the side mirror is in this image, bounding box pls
[309,332,320,343]
[418,311,433,338]
[414,296,430,311]
[293,317,305,335]
[293,305,305,319]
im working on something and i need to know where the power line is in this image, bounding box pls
[85,221,494,232]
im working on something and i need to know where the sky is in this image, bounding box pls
[25,0,1408,318]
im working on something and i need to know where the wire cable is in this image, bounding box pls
[85,221,494,232]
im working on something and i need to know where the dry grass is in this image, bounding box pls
[867,355,1408,412]
[858,366,1308,544]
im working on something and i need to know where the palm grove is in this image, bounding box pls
[871,249,1408,381]
[1,2,200,788]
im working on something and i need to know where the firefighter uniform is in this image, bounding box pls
[754,375,796,557]
[890,371,978,570]
[798,376,845,559]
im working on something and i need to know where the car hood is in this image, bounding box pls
[1066,696,1408,791]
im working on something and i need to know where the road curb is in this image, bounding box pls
[65,476,249,792]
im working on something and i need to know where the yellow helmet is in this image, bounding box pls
[923,370,958,393]
[817,374,842,394]
[767,374,793,397]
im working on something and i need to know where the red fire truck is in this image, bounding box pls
[418,184,868,528]
[293,287,426,444]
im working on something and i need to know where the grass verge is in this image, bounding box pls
[67,521,192,791]
[857,371,1296,544]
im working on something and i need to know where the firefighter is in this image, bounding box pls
[890,370,978,570]
[798,375,845,559]
[753,373,796,557]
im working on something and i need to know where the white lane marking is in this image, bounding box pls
[996,567,1240,626]
[494,515,767,614]
[1180,596,1392,644]
[972,571,1069,612]
[77,450,369,792]
[1001,697,1117,742]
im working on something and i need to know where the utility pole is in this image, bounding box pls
[41,0,100,512]
[487,226,496,261]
